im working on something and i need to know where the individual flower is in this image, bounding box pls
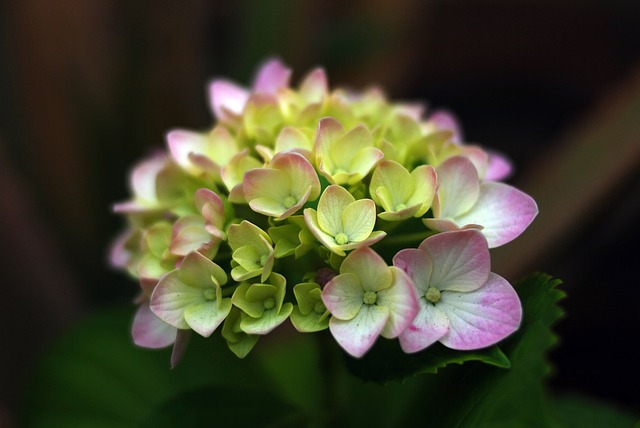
[290,282,330,333]
[268,216,315,259]
[243,151,321,220]
[423,156,538,248]
[393,229,521,353]
[228,220,275,282]
[314,117,383,185]
[166,126,238,182]
[231,272,293,334]
[321,247,418,358]
[369,160,436,221]
[304,185,386,256]
[150,251,232,337]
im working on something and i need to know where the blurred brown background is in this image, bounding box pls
[1,0,639,425]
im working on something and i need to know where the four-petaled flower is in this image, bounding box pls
[393,229,522,352]
[315,117,383,185]
[243,151,321,220]
[304,185,386,256]
[150,251,232,338]
[322,247,419,358]
[369,160,436,221]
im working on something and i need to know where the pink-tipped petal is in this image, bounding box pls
[132,303,177,349]
[322,272,363,320]
[398,300,450,353]
[419,229,490,292]
[484,151,513,181]
[454,182,538,248]
[329,304,389,358]
[299,68,328,103]
[252,58,292,94]
[429,110,463,143]
[166,129,208,175]
[392,248,433,294]
[340,247,391,293]
[377,267,419,339]
[437,273,522,350]
[208,79,250,119]
[435,156,480,219]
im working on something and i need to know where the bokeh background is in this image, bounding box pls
[1,0,639,425]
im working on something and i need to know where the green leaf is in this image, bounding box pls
[139,385,305,428]
[345,339,510,383]
[549,393,639,428]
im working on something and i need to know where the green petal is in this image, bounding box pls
[406,164,436,217]
[231,284,265,318]
[370,160,413,208]
[342,199,376,243]
[221,307,259,358]
[290,306,330,332]
[293,282,322,315]
[240,303,294,334]
[317,185,354,236]
[184,298,232,337]
[341,247,392,292]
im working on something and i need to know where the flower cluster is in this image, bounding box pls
[111,59,537,360]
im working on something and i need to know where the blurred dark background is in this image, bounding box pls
[1,0,639,425]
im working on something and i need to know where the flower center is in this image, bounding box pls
[313,301,326,314]
[259,254,268,266]
[363,291,377,305]
[203,288,216,301]
[283,195,297,209]
[263,297,275,310]
[425,287,441,303]
[334,232,349,245]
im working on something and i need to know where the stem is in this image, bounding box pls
[318,331,346,428]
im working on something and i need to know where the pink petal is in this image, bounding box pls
[454,182,538,248]
[329,304,389,358]
[109,230,133,269]
[132,303,177,349]
[484,151,513,181]
[252,58,292,94]
[437,273,522,350]
[377,267,419,339]
[428,110,463,143]
[419,229,490,292]
[398,300,449,353]
[392,248,433,294]
[166,129,208,175]
[208,79,250,120]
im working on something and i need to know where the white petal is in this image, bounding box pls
[398,300,449,353]
[329,304,389,358]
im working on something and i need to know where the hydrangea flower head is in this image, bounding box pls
[111,58,537,363]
